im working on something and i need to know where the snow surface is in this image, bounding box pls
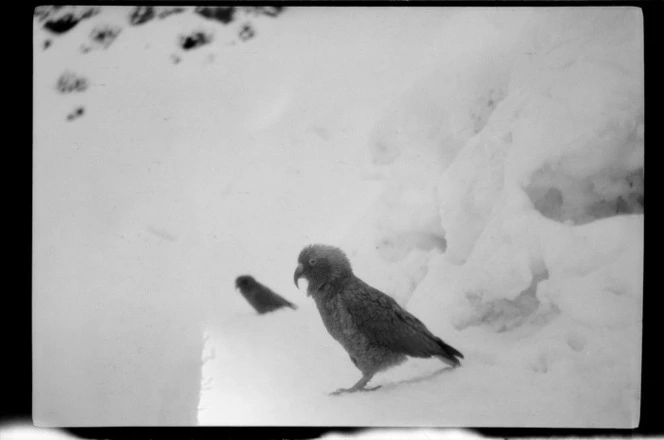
[0,426,80,440]
[33,6,642,428]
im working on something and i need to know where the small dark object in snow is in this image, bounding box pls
[238,24,255,42]
[235,275,297,314]
[129,6,155,26]
[43,13,79,34]
[44,40,52,50]
[56,72,88,94]
[195,6,235,25]
[66,106,85,121]
[89,24,122,49]
[248,6,285,17]
[158,7,186,19]
[41,8,99,34]
[179,31,213,50]
[35,6,62,22]
[294,244,464,395]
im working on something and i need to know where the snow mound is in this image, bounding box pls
[344,8,537,304]
[343,7,642,427]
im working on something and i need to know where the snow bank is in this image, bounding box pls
[345,8,538,304]
[362,6,643,427]
[0,425,79,440]
[429,7,643,338]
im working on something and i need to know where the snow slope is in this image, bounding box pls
[33,6,642,428]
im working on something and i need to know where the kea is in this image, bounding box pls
[293,244,463,395]
[235,275,297,314]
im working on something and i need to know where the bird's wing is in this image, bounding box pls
[259,285,297,309]
[343,277,453,358]
[277,294,297,309]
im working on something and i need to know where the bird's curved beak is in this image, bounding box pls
[294,263,304,288]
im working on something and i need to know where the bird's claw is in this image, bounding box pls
[329,385,382,396]
[329,388,347,396]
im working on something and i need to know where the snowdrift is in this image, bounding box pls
[344,6,643,427]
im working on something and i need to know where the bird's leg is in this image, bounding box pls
[330,373,380,396]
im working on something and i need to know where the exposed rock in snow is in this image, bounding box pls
[194,6,236,25]
[80,24,122,52]
[238,23,256,42]
[66,106,85,122]
[179,30,214,51]
[36,6,100,34]
[128,6,156,26]
[55,71,88,94]
[129,7,186,26]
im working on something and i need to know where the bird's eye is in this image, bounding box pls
[309,258,317,266]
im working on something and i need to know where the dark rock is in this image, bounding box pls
[129,6,155,26]
[158,7,186,19]
[41,7,99,34]
[242,6,286,18]
[195,6,235,24]
[35,6,62,22]
[259,6,286,17]
[66,106,85,121]
[82,8,99,19]
[179,31,213,50]
[43,14,79,34]
[238,24,255,42]
[56,72,88,94]
[89,24,122,48]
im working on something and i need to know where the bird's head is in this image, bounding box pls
[235,275,255,290]
[293,244,353,294]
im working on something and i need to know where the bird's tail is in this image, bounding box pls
[435,338,464,367]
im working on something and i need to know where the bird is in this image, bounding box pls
[235,275,297,314]
[293,244,463,395]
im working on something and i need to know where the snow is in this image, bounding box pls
[33,6,642,428]
[0,425,79,440]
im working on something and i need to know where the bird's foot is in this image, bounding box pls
[329,385,381,396]
[362,385,382,392]
[329,388,347,396]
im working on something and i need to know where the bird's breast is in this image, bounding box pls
[314,293,372,357]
